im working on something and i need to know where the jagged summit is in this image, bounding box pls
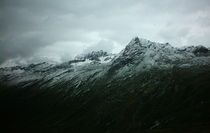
[107,37,210,75]
[64,50,116,66]
[122,36,209,59]
[126,37,166,47]
[75,50,109,61]
[115,37,175,63]
[122,37,174,56]
[125,37,151,52]
[128,36,151,44]
[128,37,141,45]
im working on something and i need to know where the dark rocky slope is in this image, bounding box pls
[0,37,210,133]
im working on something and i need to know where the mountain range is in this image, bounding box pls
[0,37,210,133]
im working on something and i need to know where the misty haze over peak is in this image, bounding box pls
[1,0,210,65]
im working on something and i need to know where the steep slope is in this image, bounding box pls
[0,37,210,133]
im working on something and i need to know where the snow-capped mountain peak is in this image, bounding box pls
[0,37,210,86]
[108,37,210,76]
[122,37,175,57]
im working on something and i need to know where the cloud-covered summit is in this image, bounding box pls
[1,0,210,64]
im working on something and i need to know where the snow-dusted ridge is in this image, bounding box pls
[0,37,210,87]
[109,37,210,75]
[73,50,116,65]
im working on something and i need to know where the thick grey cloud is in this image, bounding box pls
[0,0,210,64]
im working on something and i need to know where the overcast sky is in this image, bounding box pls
[1,0,210,64]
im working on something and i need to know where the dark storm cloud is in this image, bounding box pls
[0,0,210,64]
